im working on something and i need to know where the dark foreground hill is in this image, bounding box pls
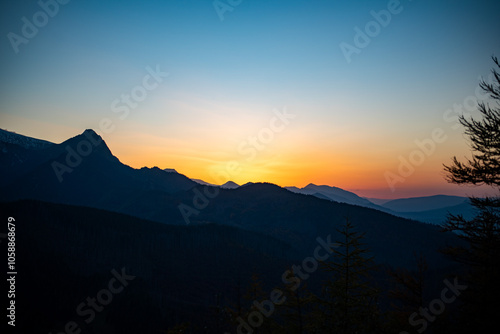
[180,182,459,269]
[2,200,296,333]
[2,199,463,333]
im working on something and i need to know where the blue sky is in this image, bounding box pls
[1,0,499,198]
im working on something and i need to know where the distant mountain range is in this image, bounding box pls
[0,128,468,332]
[0,128,474,227]
[372,195,473,225]
[285,183,389,212]
[376,195,477,225]
[285,183,473,225]
[0,128,460,269]
[192,178,240,189]
[380,195,469,212]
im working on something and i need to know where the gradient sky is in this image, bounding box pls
[1,0,499,198]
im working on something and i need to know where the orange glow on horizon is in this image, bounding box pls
[3,115,496,200]
[109,136,498,200]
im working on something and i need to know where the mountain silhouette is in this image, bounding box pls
[0,128,53,149]
[0,129,459,269]
[0,129,465,332]
[286,183,390,212]
[381,194,469,212]
[221,180,239,189]
[1,129,197,218]
[184,182,457,268]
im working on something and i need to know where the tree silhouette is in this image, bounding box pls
[442,55,500,333]
[226,273,278,333]
[317,218,380,334]
[276,270,316,333]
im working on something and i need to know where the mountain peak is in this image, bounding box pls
[67,129,103,144]
[82,129,103,140]
[305,183,341,191]
[221,181,239,189]
[164,168,178,173]
[62,129,117,162]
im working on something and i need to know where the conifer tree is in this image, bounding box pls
[277,270,315,334]
[442,55,500,333]
[318,218,380,334]
[226,273,277,333]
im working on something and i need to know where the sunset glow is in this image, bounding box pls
[1,0,499,199]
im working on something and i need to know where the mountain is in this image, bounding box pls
[221,180,239,189]
[184,182,458,268]
[241,181,254,187]
[191,178,216,186]
[286,183,389,212]
[0,129,465,332]
[364,197,393,205]
[0,129,460,269]
[393,201,476,225]
[0,129,198,220]
[0,129,57,185]
[0,128,53,149]
[287,188,473,226]
[286,187,474,226]
[191,179,240,189]
[381,195,469,212]
[362,195,474,226]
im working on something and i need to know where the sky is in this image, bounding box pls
[1,0,499,199]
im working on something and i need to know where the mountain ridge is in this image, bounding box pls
[0,128,54,149]
[285,183,390,213]
[381,194,469,212]
[0,128,461,269]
